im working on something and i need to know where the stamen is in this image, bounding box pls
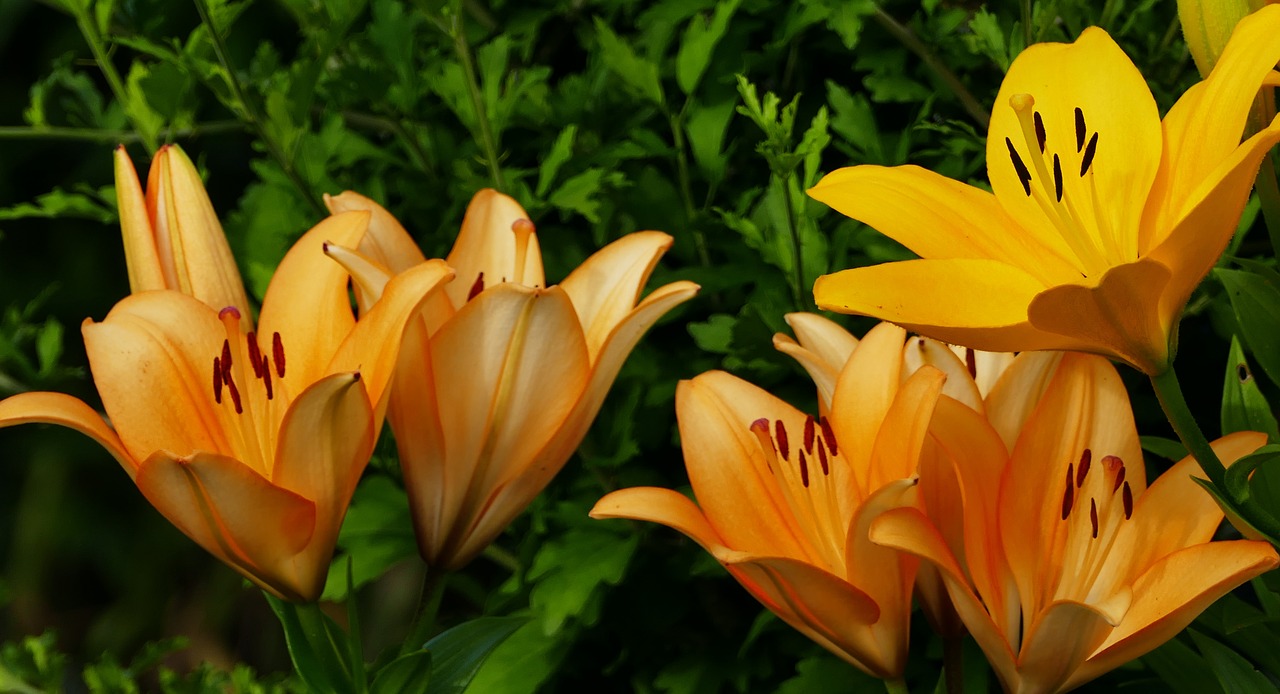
[819,417,838,456]
[817,440,829,475]
[1090,499,1099,538]
[965,348,977,379]
[1053,154,1064,203]
[775,420,790,461]
[468,272,485,301]
[1077,449,1092,487]
[220,339,232,377]
[1005,137,1032,196]
[1122,481,1133,519]
[226,374,243,414]
[247,332,263,378]
[511,219,536,285]
[213,357,223,404]
[798,449,810,488]
[272,332,286,378]
[1079,132,1099,176]
[804,417,816,454]
[1074,107,1086,152]
[262,355,274,400]
[1061,463,1075,519]
[1112,464,1126,493]
[1033,111,1046,152]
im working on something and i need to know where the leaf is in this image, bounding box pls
[424,616,526,694]
[547,168,626,224]
[1221,335,1279,441]
[537,125,578,198]
[528,527,638,635]
[1189,630,1277,694]
[965,9,1011,71]
[1216,268,1280,388]
[321,475,418,602]
[684,98,735,186]
[1142,636,1221,694]
[371,652,432,694]
[675,0,742,95]
[1139,436,1188,462]
[688,314,736,354]
[458,620,568,694]
[0,186,116,224]
[594,18,664,107]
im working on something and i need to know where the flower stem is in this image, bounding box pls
[667,109,711,267]
[402,570,448,654]
[883,677,910,694]
[1149,367,1226,490]
[68,5,158,154]
[871,8,989,128]
[779,172,808,312]
[943,637,964,694]
[0,122,244,143]
[447,12,507,192]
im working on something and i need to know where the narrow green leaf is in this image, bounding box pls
[1141,637,1220,694]
[1189,630,1276,694]
[1139,435,1188,462]
[1216,268,1280,387]
[371,652,432,694]
[265,594,345,694]
[424,616,527,694]
[1221,335,1280,441]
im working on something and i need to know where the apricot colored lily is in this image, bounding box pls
[114,144,251,319]
[324,189,699,570]
[809,6,1280,374]
[0,212,453,601]
[592,323,948,679]
[870,352,1280,693]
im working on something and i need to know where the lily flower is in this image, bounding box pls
[870,352,1280,693]
[592,322,948,679]
[809,6,1280,374]
[323,190,699,570]
[0,212,454,601]
[114,144,251,321]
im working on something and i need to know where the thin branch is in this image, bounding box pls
[872,8,990,128]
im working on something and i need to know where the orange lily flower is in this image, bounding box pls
[871,352,1280,693]
[809,7,1280,374]
[114,144,251,320]
[592,322,948,679]
[0,212,454,601]
[324,190,699,570]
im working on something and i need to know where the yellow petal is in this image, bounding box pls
[323,191,427,274]
[560,231,676,359]
[257,211,369,395]
[444,189,545,308]
[1070,540,1280,690]
[808,165,1077,284]
[0,392,137,476]
[82,292,230,465]
[987,27,1161,268]
[814,259,1079,356]
[113,146,166,293]
[1143,4,1280,243]
[1026,259,1173,373]
[773,312,859,412]
[134,450,318,601]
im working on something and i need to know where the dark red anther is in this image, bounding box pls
[220,339,233,377]
[1080,132,1099,176]
[1061,464,1075,520]
[817,440,829,475]
[1077,449,1092,487]
[262,355,274,400]
[798,450,810,488]
[468,272,486,301]
[1111,462,1126,493]
[226,375,243,414]
[213,357,223,404]
[247,332,263,378]
[803,416,816,454]
[273,332,286,378]
[1052,154,1064,202]
[819,416,838,456]
[1033,111,1046,153]
[1089,499,1099,539]
[775,420,789,461]
[1006,137,1032,196]
[965,348,977,379]
[1074,107,1086,152]
[1122,481,1133,519]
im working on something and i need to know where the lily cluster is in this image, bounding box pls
[0,145,695,601]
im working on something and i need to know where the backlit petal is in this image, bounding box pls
[901,336,983,413]
[323,191,427,273]
[0,392,137,476]
[865,366,945,491]
[444,189,544,308]
[113,146,166,293]
[560,231,675,359]
[829,322,907,497]
[983,351,1065,451]
[774,312,859,411]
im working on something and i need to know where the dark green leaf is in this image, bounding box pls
[424,616,526,694]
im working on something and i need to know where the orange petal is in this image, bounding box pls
[1016,598,1123,694]
[773,312,859,411]
[389,315,449,565]
[444,189,544,308]
[590,486,728,552]
[257,211,369,395]
[0,392,137,476]
[113,146,166,293]
[1070,540,1280,690]
[900,337,983,413]
[81,292,229,465]
[829,322,907,497]
[323,191,427,274]
[559,231,675,359]
[983,351,1065,451]
[865,366,945,491]
[135,450,318,601]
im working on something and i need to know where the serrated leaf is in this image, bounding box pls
[424,616,526,694]
[528,527,638,635]
[594,19,664,107]
[537,125,578,198]
[675,0,741,95]
[547,168,625,224]
[688,314,736,354]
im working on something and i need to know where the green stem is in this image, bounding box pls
[69,5,158,153]
[779,172,807,312]
[482,543,521,572]
[448,12,506,192]
[0,121,244,143]
[1020,0,1033,48]
[338,111,436,178]
[1149,367,1226,490]
[883,678,910,694]
[402,570,448,654]
[191,0,325,215]
[668,109,711,267]
[872,8,989,128]
[943,637,964,694]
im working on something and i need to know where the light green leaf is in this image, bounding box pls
[537,125,578,198]
[594,18,664,107]
[1221,335,1279,441]
[675,0,742,96]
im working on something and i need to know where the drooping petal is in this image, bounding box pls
[809,165,1078,284]
[1069,540,1280,690]
[0,392,138,476]
[323,191,427,274]
[590,486,729,553]
[987,27,1162,269]
[1026,259,1173,373]
[443,189,544,308]
[814,259,1081,357]
[257,211,369,396]
[81,293,229,465]
[113,146,166,293]
[560,231,675,359]
[134,450,317,601]
[773,312,859,411]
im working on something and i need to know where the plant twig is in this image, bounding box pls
[872,8,990,128]
[68,5,159,153]
[0,121,244,144]
[401,570,448,654]
[445,12,507,191]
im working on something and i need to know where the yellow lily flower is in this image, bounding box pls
[323,190,699,570]
[871,352,1280,693]
[809,7,1280,375]
[0,212,454,601]
[592,322,949,679]
[114,144,251,320]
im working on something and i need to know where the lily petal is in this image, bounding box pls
[1016,598,1124,694]
[773,312,859,411]
[866,366,945,491]
[590,486,728,552]
[134,450,317,601]
[113,146,166,293]
[901,336,984,413]
[323,191,427,273]
[0,392,137,476]
[443,189,544,308]
[829,322,907,497]
[983,351,1065,451]
[560,231,675,359]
